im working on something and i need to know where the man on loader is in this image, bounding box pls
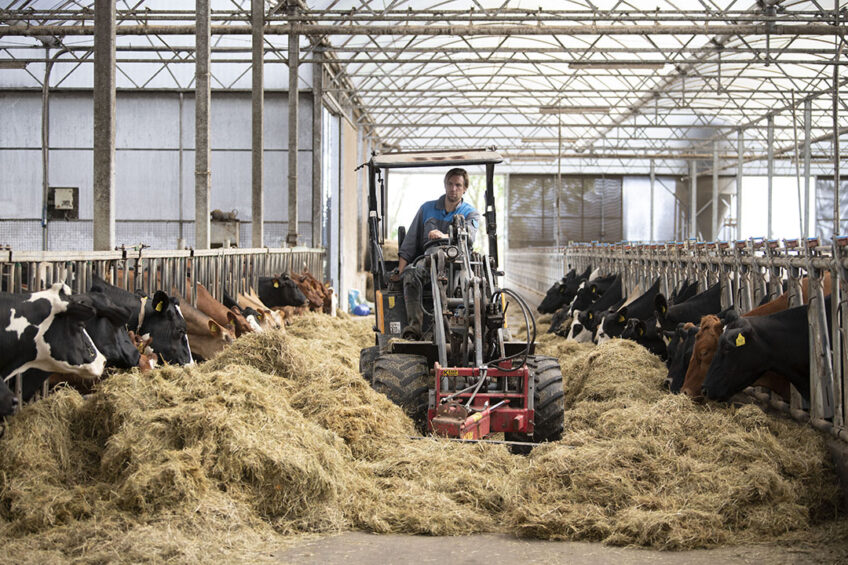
[392,167,481,340]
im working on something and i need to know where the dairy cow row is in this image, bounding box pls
[0,272,320,418]
[539,266,825,404]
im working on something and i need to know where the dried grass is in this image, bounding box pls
[0,312,844,561]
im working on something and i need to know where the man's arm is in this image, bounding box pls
[398,207,424,272]
[465,208,482,245]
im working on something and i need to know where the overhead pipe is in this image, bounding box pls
[1,23,844,36]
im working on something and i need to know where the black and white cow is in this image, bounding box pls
[84,288,141,369]
[655,282,723,331]
[91,275,192,365]
[0,283,106,383]
[537,266,592,314]
[563,275,624,342]
[567,273,619,317]
[596,278,661,344]
[12,288,144,404]
[620,317,668,360]
[701,302,828,402]
[257,275,308,309]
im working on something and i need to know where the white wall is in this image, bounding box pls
[0,90,319,250]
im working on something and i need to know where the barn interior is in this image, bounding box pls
[2,1,848,562]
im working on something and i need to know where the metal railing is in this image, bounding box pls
[0,245,325,409]
[563,239,848,443]
[0,245,324,302]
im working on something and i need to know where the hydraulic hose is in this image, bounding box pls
[488,288,535,369]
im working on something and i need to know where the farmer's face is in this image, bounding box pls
[445,175,466,205]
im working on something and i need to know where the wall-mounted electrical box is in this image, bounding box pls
[47,186,79,219]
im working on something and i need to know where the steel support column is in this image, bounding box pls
[195,0,211,249]
[690,160,697,239]
[712,141,719,239]
[649,159,655,242]
[737,130,743,239]
[804,99,812,239]
[93,0,116,251]
[312,56,323,248]
[286,11,300,246]
[834,0,841,239]
[251,0,264,248]
[767,114,774,239]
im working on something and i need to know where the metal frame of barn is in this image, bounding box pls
[1,2,848,441]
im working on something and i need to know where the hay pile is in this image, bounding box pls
[0,312,844,562]
[507,338,839,549]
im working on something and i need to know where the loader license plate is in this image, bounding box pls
[389,321,401,334]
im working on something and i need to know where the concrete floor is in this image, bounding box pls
[274,532,848,565]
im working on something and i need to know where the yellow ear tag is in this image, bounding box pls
[273,280,280,288]
[155,301,164,312]
[735,333,746,347]
[588,312,593,320]
[661,305,667,314]
[617,314,625,323]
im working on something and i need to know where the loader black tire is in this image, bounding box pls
[505,355,565,451]
[359,345,381,382]
[371,353,430,433]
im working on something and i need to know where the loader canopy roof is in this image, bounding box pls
[371,148,503,170]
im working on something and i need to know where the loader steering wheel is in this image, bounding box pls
[424,237,450,251]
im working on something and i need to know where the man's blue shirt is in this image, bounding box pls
[398,195,481,263]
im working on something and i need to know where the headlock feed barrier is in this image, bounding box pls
[559,238,848,444]
[505,239,848,445]
[0,246,325,405]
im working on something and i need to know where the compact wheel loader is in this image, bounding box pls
[358,148,564,447]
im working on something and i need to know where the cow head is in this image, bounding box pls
[236,306,264,333]
[259,275,308,308]
[567,309,597,343]
[189,319,235,362]
[548,305,571,334]
[568,282,599,314]
[701,313,767,401]
[538,267,588,314]
[655,293,669,323]
[666,323,699,392]
[620,318,646,341]
[596,308,628,344]
[0,377,16,418]
[85,289,141,370]
[140,291,193,365]
[680,314,723,398]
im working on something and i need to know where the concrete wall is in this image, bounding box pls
[0,90,319,250]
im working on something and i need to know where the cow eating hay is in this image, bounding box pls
[0,313,845,562]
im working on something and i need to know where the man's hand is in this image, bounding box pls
[388,268,401,283]
[428,229,447,240]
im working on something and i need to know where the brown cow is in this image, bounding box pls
[681,273,831,400]
[237,291,283,330]
[191,281,254,337]
[174,289,236,361]
[291,271,325,311]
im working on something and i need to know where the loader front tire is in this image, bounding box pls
[371,353,430,433]
[359,345,381,382]
[505,355,565,450]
